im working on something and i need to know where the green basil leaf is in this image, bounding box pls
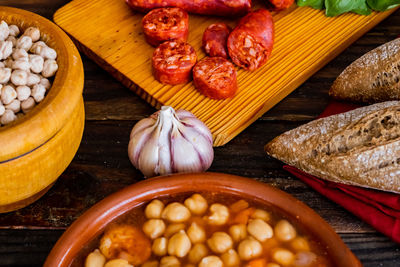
[297,0,325,9]
[325,0,371,16]
[367,0,400,11]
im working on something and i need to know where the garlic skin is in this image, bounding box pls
[128,106,214,178]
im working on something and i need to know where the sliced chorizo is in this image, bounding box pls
[227,9,274,71]
[202,23,231,59]
[152,40,197,85]
[268,0,295,10]
[193,57,237,99]
[126,0,251,17]
[142,7,189,47]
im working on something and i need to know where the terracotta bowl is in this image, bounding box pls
[45,172,361,267]
[0,7,84,212]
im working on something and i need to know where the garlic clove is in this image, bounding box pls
[171,127,203,173]
[129,117,156,140]
[128,126,154,167]
[179,116,213,144]
[137,130,160,177]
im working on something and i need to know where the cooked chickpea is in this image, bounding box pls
[290,237,310,252]
[0,67,11,83]
[247,219,274,242]
[11,69,28,86]
[188,243,208,264]
[167,230,191,257]
[31,84,46,103]
[199,256,223,267]
[104,259,133,267]
[206,203,229,225]
[0,21,9,41]
[5,99,20,113]
[275,220,297,242]
[84,249,106,267]
[164,223,186,238]
[271,248,295,266]
[23,27,40,42]
[293,251,317,267]
[221,249,240,267]
[207,232,233,254]
[143,219,165,239]
[187,222,206,243]
[16,36,32,51]
[229,224,247,243]
[42,59,58,78]
[145,199,164,219]
[162,202,191,223]
[184,194,208,215]
[238,238,262,261]
[152,237,168,256]
[8,25,19,37]
[160,256,180,267]
[142,260,159,267]
[251,209,271,222]
[21,96,35,113]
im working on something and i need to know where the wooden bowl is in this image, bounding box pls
[0,7,84,212]
[44,173,361,267]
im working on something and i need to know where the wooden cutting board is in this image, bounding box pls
[54,0,398,146]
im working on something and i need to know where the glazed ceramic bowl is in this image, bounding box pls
[0,7,84,212]
[44,172,361,267]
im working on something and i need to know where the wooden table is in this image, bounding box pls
[2,1,400,266]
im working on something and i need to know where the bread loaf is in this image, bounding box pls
[265,101,400,193]
[329,38,400,103]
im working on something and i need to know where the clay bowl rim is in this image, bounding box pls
[44,172,361,267]
[0,6,84,162]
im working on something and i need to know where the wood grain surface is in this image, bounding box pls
[1,0,400,266]
[53,0,398,146]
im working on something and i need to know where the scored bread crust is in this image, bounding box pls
[329,38,400,103]
[265,101,400,193]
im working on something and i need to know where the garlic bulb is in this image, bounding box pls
[128,106,214,177]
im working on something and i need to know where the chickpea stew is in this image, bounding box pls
[78,192,333,267]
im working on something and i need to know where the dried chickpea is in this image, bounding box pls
[21,96,35,113]
[5,99,20,113]
[187,222,206,243]
[29,54,44,73]
[104,259,133,267]
[145,199,164,219]
[0,21,9,41]
[207,232,233,254]
[271,248,295,266]
[164,223,186,238]
[0,67,11,83]
[30,41,46,54]
[290,237,310,252]
[206,203,229,225]
[229,224,247,243]
[238,238,262,261]
[8,25,19,37]
[11,69,28,86]
[293,251,317,267]
[12,48,28,60]
[221,249,240,267]
[199,256,223,267]
[167,230,191,257]
[6,35,16,47]
[274,220,297,242]
[0,40,12,60]
[0,103,5,116]
[143,219,166,239]
[84,249,106,267]
[1,109,16,125]
[251,209,271,222]
[42,59,58,78]
[152,237,168,256]
[247,219,274,242]
[162,202,191,223]
[39,46,57,60]
[188,243,208,264]
[39,76,51,89]
[23,27,40,42]
[1,84,16,104]
[12,59,30,71]
[26,73,40,86]
[31,83,46,102]
[16,36,32,51]
[142,261,159,267]
[160,256,180,267]
[184,194,208,215]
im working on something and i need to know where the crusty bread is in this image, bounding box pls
[329,38,400,103]
[265,101,400,193]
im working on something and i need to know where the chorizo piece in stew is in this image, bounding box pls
[268,0,295,10]
[193,57,237,99]
[202,23,231,59]
[142,7,189,47]
[152,40,197,85]
[126,0,251,17]
[227,9,274,71]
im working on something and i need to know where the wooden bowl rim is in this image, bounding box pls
[44,172,361,267]
[0,6,84,161]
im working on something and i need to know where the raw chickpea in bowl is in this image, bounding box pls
[80,193,332,267]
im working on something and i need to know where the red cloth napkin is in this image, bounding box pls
[283,101,400,243]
